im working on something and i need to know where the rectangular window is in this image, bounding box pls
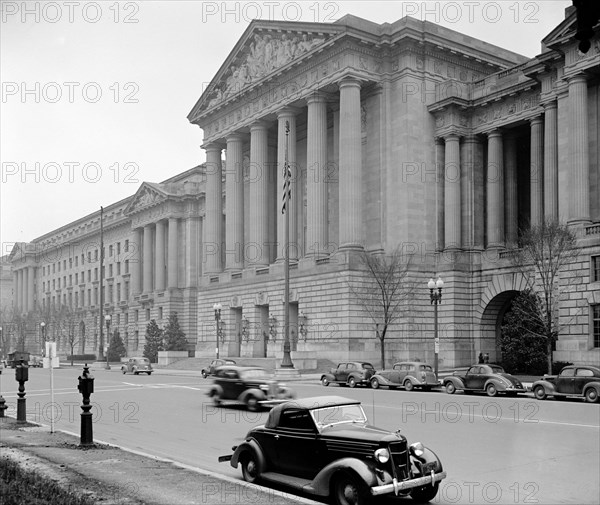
[117,283,121,302]
[57,262,60,272]
[135,309,139,322]
[124,281,129,300]
[117,242,121,255]
[87,289,91,306]
[75,273,78,284]
[593,304,600,349]
[57,278,60,289]
[109,264,113,277]
[75,256,78,267]
[117,262,121,275]
[94,268,98,281]
[125,312,129,325]
[63,260,66,270]
[125,240,129,252]
[146,308,150,321]
[125,260,129,274]
[69,274,72,286]
[158,307,163,320]
[95,250,98,261]
[592,256,600,283]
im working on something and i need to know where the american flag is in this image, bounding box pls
[281,120,291,214]
[281,161,291,214]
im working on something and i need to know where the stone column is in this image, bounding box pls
[487,130,504,248]
[444,134,461,250]
[154,220,166,291]
[132,228,142,294]
[435,138,445,251]
[504,132,518,246]
[306,93,329,257]
[339,78,363,251]
[13,271,19,311]
[27,266,35,311]
[568,74,590,224]
[543,101,558,220]
[530,116,544,227]
[168,218,178,288]
[249,121,270,266]
[276,108,299,261]
[22,268,28,312]
[225,134,245,271]
[142,225,153,293]
[204,143,224,274]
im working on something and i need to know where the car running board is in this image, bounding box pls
[260,472,317,493]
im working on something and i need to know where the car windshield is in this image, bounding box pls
[240,369,269,379]
[136,359,150,364]
[489,365,505,373]
[310,404,367,429]
[362,363,374,369]
[420,365,433,372]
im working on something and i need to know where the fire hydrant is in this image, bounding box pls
[77,363,95,446]
[15,359,29,423]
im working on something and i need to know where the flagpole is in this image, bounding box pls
[281,121,293,368]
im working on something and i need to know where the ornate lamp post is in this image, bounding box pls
[213,303,222,359]
[428,276,444,377]
[104,315,111,370]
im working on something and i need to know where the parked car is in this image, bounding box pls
[30,356,44,368]
[370,361,440,391]
[532,365,600,403]
[208,365,295,411]
[121,357,153,375]
[220,395,447,505]
[6,351,30,368]
[321,362,376,388]
[201,358,237,378]
[443,364,526,397]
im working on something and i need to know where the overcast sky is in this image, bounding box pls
[1,0,572,253]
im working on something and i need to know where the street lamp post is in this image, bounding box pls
[213,303,222,359]
[104,315,111,370]
[428,276,444,377]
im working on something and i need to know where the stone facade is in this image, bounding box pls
[5,9,600,367]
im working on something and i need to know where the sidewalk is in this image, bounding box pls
[0,416,320,505]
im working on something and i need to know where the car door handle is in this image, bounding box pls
[274,435,279,440]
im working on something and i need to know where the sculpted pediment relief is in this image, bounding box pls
[205,30,332,110]
[126,184,167,215]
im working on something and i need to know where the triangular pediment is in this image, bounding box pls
[125,183,168,215]
[189,20,344,120]
[541,8,578,50]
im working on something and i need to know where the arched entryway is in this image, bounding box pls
[480,290,519,363]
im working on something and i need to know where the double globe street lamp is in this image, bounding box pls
[213,303,222,359]
[428,276,444,377]
[104,315,111,370]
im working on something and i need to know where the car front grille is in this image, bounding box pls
[388,440,409,480]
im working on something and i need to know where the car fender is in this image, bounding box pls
[207,384,224,398]
[371,373,393,385]
[582,383,600,396]
[310,457,378,497]
[321,373,336,382]
[411,447,444,475]
[485,378,508,391]
[443,377,465,390]
[230,438,267,473]
[404,376,420,386]
[531,380,557,394]
[238,388,267,403]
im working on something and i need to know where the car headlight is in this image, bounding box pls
[374,448,390,464]
[410,442,425,458]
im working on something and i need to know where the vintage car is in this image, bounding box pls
[121,357,153,375]
[220,395,447,505]
[370,362,440,391]
[321,362,376,388]
[532,365,600,403]
[201,358,237,378]
[443,364,526,397]
[207,365,295,412]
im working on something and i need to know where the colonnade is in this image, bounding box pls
[437,73,590,250]
[12,266,35,312]
[202,77,365,275]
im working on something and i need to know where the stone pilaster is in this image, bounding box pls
[486,130,504,248]
[203,143,224,274]
[249,121,270,266]
[27,267,34,311]
[155,220,166,291]
[504,132,518,246]
[444,134,461,250]
[22,268,28,312]
[338,78,363,251]
[132,228,142,294]
[543,101,558,220]
[435,138,445,251]
[568,74,590,224]
[276,108,299,262]
[306,93,329,257]
[13,271,19,312]
[225,134,245,271]
[168,218,178,288]
[530,116,544,227]
[143,225,153,293]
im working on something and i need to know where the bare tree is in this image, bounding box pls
[352,247,413,369]
[508,220,580,374]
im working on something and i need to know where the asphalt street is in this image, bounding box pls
[1,366,598,504]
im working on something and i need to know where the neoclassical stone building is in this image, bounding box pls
[7,8,600,366]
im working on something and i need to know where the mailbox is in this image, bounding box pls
[15,359,29,383]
